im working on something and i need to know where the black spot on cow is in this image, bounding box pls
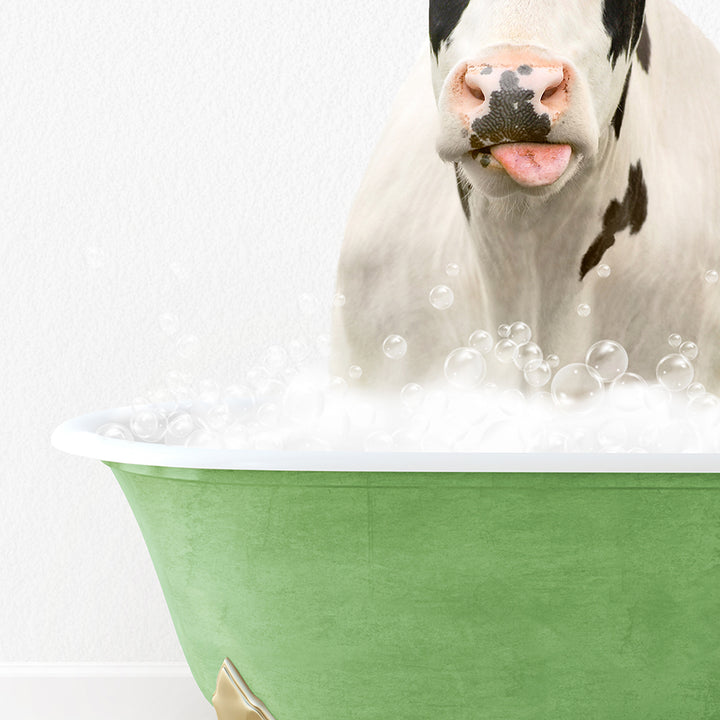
[603,0,646,69]
[636,21,651,73]
[480,66,493,75]
[580,161,648,280]
[611,67,632,140]
[470,70,551,147]
[517,64,533,76]
[454,162,472,221]
[429,0,471,58]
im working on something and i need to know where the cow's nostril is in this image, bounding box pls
[468,86,485,102]
[542,84,559,102]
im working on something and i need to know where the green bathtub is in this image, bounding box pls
[53,408,720,719]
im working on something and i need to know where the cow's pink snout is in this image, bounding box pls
[448,51,573,132]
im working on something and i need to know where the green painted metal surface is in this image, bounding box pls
[107,463,720,719]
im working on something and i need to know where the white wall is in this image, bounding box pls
[1,0,717,671]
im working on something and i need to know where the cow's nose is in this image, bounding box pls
[447,54,572,143]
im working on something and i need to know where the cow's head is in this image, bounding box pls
[431,0,647,199]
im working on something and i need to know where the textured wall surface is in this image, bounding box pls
[0,0,717,663]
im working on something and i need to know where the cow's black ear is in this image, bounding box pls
[603,0,646,69]
[636,21,651,73]
[429,0,471,58]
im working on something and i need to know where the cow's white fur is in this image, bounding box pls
[332,0,720,392]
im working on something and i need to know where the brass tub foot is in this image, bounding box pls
[212,658,276,720]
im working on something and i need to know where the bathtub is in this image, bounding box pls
[53,407,720,719]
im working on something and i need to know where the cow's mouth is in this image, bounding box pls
[470,142,572,187]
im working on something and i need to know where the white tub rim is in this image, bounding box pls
[50,406,720,473]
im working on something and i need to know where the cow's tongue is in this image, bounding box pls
[489,143,572,187]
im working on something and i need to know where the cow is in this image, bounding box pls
[331,0,720,395]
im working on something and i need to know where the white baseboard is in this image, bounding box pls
[0,663,216,720]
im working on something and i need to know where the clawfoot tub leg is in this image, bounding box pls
[212,658,276,720]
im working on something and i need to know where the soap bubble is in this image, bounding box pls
[656,353,694,391]
[257,402,280,428]
[551,363,604,412]
[469,329,493,354]
[158,313,180,336]
[246,367,270,392]
[328,376,348,397]
[530,390,554,412]
[494,339,518,364]
[130,408,165,441]
[131,397,152,415]
[577,303,591,317]
[596,264,611,278]
[444,347,486,390]
[705,270,719,284]
[585,340,628,382]
[446,262,460,277]
[610,372,647,411]
[687,382,706,400]
[165,412,195,442]
[508,321,532,346]
[546,354,560,368]
[680,341,698,361]
[203,404,232,433]
[668,333,682,348]
[97,423,133,441]
[429,285,454,310]
[349,365,363,380]
[222,385,255,420]
[332,293,346,307]
[497,323,511,338]
[196,377,220,405]
[401,382,425,410]
[147,388,177,411]
[514,341,542,370]
[687,393,720,422]
[297,292,320,318]
[383,334,408,360]
[524,359,552,388]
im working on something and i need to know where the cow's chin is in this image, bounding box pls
[459,149,581,200]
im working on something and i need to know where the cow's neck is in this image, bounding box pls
[464,128,631,343]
